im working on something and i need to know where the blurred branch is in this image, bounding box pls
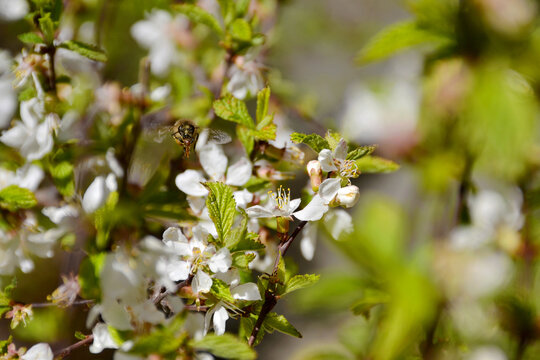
[31,299,94,308]
[54,335,94,359]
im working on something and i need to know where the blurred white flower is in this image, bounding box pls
[204,302,229,335]
[335,185,360,208]
[0,164,44,192]
[0,98,54,161]
[90,323,119,354]
[318,139,358,180]
[0,51,17,129]
[227,58,264,100]
[21,343,53,360]
[82,173,117,213]
[466,346,507,360]
[0,0,28,21]
[131,10,188,76]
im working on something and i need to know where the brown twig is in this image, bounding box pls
[31,299,94,308]
[248,220,308,346]
[54,335,94,359]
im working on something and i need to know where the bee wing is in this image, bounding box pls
[207,129,232,145]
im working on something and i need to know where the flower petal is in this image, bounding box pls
[192,269,213,294]
[167,260,191,282]
[333,138,348,160]
[0,121,28,148]
[233,189,253,209]
[293,194,329,221]
[21,343,53,360]
[246,205,275,218]
[319,178,341,203]
[90,323,119,354]
[212,305,229,335]
[226,157,252,186]
[300,222,317,260]
[175,170,208,196]
[318,149,337,172]
[208,247,232,273]
[198,143,227,181]
[231,283,261,301]
[82,176,109,213]
[324,209,353,240]
[288,198,301,213]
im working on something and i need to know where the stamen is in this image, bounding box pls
[334,159,359,179]
[268,185,291,210]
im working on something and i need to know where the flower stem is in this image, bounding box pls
[53,335,94,359]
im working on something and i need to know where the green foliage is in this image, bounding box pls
[0,279,16,317]
[38,13,56,44]
[78,253,106,300]
[94,191,119,250]
[129,319,186,356]
[213,95,253,128]
[49,161,75,197]
[357,20,453,64]
[17,32,43,45]
[280,274,320,296]
[58,41,107,62]
[210,278,235,303]
[290,132,330,153]
[193,334,256,360]
[13,307,69,342]
[232,252,256,269]
[205,182,236,243]
[346,146,376,160]
[355,156,399,173]
[350,288,390,317]
[174,4,223,35]
[256,87,271,124]
[0,185,37,211]
[230,19,252,42]
[264,312,302,338]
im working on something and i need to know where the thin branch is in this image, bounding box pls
[248,220,308,346]
[31,299,94,308]
[54,335,94,359]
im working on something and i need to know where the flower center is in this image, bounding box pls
[269,185,291,211]
[335,159,359,179]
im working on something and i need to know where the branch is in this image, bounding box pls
[54,335,94,359]
[31,299,94,308]
[248,220,308,346]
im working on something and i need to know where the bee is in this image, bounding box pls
[171,121,199,158]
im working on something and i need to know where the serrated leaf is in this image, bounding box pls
[213,95,254,128]
[175,4,223,35]
[18,32,44,44]
[78,253,106,300]
[0,185,37,211]
[58,40,107,62]
[282,274,320,296]
[325,130,342,151]
[290,132,330,153]
[232,252,256,269]
[237,126,255,155]
[230,18,252,42]
[0,278,17,317]
[50,161,75,197]
[248,122,276,141]
[205,182,236,243]
[129,327,185,356]
[256,87,271,124]
[358,20,452,64]
[225,209,264,252]
[355,156,399,173]
[217,0,235,26]
[350,289,390,318]
[210,278,236,303]
[38,13,55,43]
[265,312,302,338]
[193,334,256,360]
[346,146,376,160]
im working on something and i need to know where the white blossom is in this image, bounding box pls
[0,0,28,21]
[21,343,53,360]
[227,59,264,100]
[246,185,301,218]
[90,323,119,354]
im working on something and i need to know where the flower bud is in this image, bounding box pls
[335,185,360,208]
[307,160,322,191]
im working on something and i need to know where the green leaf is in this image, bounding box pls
[58,40,107,62]
[193,334,256,360]
[175,4,223,35]
[213,95,254,128]
[0,336,12,354]
[0,185,37,211]
[235,0,250,17]
[237,126,255,155]
[78,253,106,300]
[18,87,37,101]
[210,278,236,303]
[290,132,330,153]
[94,191,119,250]
[205,182,236,243]
[357,20,452,64]
[0,278,17,317]
[217,0,235,26]
[256,87,271,124]
[38,13,55,44]
[230,18,252,42]
[50,161,75,197]
[265,312,302,338]
[18,32,44,45]
[325,130,342,151]
[129,327,185,356]
[225,209,264,252]
[346,146,376,160]
[350,289,390,317]
[355,156,399,173]
[74,331,86,340]
[281,274,320,296]
[232,252,256,269]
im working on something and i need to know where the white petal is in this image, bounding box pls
[318,149,337,172]
[163,227,188,244]
[20,99,41,128]
[226,157,252,186]
[21,343,53,360]
[319,178,341,203]
[175,170,208,196]
[82,176,110,213]
[149,41,175,76]
[333,139,348,160]
[106,148,124,178]
[16,164,44,191]
[185,312,205,340]
[215,268,240,287]
[192,269,213,294]
[198,143,227,181]
[213,305,229,335]
[100,299,132,330]
[187,195,207,214]
[324,209,353,240]
[245,205,275,218]
[0,121,28,148]
[233,189,253,209]
[300,222,317,260]
[293,195,329,221]
[231,283,261,301]
[208,248,232,273]
[167,260,191,282]
[90,323,119,354]
[24,120,53,161]
[288,198,301,213]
